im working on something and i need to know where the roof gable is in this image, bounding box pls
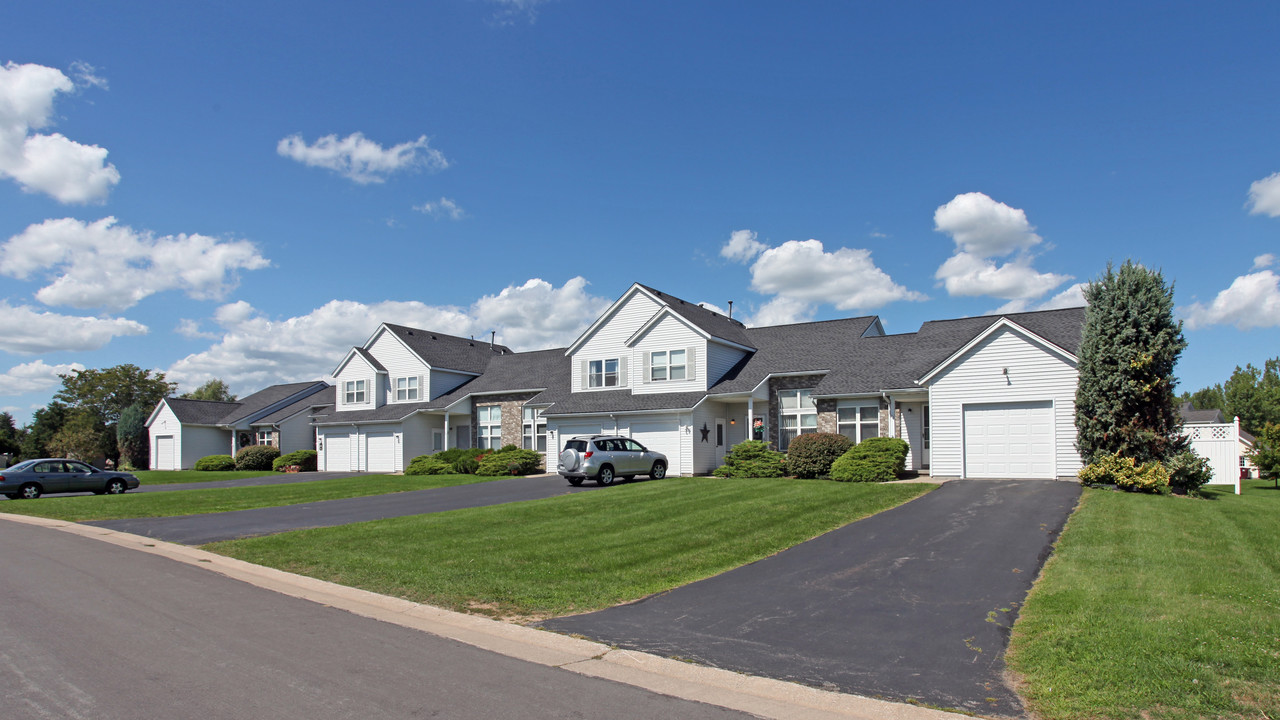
[381,323,510,375]
[916,315,1080,385]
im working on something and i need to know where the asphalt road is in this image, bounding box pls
[541,478,1081,717]
[86,474,606,544]
[0,519,750,720]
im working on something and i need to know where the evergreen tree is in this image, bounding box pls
[0,411,21,459]
[20,402,70,459]
[117,402,151,469]
[1075,261,1187,464]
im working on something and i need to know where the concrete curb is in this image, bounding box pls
[3,512,968,720]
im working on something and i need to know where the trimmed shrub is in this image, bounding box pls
[434,447,486,474]
[829,437,910,483]
[1078,452,1170,493]
[713,440,787,478]
[272,449,318,472]
[195,454,236,471]
[234,444,280,471]
[405,455,455,476]
[1166,449,1213,493]
[784,432,853,478]
[475,447,543,476]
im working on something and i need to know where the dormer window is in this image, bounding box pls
[650,350,687,382]
[589,359,619,388]
[344,380,367,404]
[395,376,419,401]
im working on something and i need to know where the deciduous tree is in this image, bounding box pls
[180,378,237,402]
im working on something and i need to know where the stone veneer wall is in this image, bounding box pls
[471,392,540,448]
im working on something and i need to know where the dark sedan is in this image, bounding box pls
[1,459,140,499]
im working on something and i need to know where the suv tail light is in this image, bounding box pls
[583,451,593,459]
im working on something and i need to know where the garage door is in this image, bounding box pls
[964,401,1054,478]
[631,417,683,476]
[154,435,176,470]
[366,432,396,472]
[322,430,351,471]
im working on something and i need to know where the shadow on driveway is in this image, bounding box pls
[540,478,1080,717]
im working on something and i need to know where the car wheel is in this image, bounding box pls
[567,477,584,486]
[650,462,667,479]
[597,466,615,486]
[18,483,42,499]
[105,479,127,495]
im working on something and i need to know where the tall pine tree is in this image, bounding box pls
[1075,260,1187,464]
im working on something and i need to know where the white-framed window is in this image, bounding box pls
[649,349,687,382]
[589,359,619,388]
[778,388,817,451]
[478,405,502,449]
[256,429,275,446]
[836,403,880,443]
[344,379,367,404]
[395,376,419,401]
[522,407,547,452]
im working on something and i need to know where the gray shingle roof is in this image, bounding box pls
[537,388,709,416]
[253,386,335,425]
[383,323,513,374]
[636,284,755,349]
[353,347,386,373]
[163,398,239,425]
[219,381,331,424]
[1178,402,1226,425]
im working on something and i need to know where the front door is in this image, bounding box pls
[715,418,727,466]
[922,405,931,469]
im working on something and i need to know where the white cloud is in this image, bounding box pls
[0,359,86,395]
[488,0,550,24]
[748,239,926,316]
[0,301,147,354]
[749,296,816,327]
[176,318,216,339]
[414,196,466,220]
[720,229,766,264]
[935,252,1071,300]
[695,301,729,317]
[166,278,610,393]
[68,61,108,90]
[1,217,270,311]
[934,192,1042,257]
[1247,172,1280,217]
[1182,271,1280,330]
[277,132,448,184]
[0,61,120,203]
[1253,253,1276,270]
[991,283,1087,314]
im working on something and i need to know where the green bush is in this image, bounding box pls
[434,447,486,474]
[272,449,318,472]
[194,454,236,471]
[234,444,281,471]
[713,440,787,478]
[1166,449,1213,493]
[828,437,910,482]
[1078,452,1170,493]
[784,432,853,478]
[405,455,455,475]
[475,447,543,476]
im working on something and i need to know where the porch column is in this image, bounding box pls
[747,398,755,441]
[888,395,897,438]
[444,413,451,451]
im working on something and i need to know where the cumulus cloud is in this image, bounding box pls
[720,229,766,264]
[1182,271,1280,330]
[933,192,1070,302]
[750,296,816,327]
[277,132,448,184]
[0,301,147,354]
[166,278,610,392]
[1247,172,1280,217]
[991,283,1087,315]
[1,217,270,311]
[0,61,120,203]
[0,359,86,396]
[748,239,925,315]
[414,196,466,220]
[935,252,1072,300]
[1253,253,1276,270]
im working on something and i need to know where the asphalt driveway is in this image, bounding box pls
[540,478,1080,717]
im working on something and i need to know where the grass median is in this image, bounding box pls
[0,474,497,522]
[1007,479,1280,720]
[131,470,295,485]
[207,476,934,621]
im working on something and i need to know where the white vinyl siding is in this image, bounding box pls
[334,353,377,410]
[631,313,704,395]
[430,369,474,399]
[571,291,662,392]
[706,341,749,386]
[926,326,1080,478]
[368,328,430,405]
[276,413,316,455]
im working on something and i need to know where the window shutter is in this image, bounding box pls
[619,356,629,386]
[642,352,651,384]
[420,375,426,400]
[580,360,589,389]
[686,346,697,381]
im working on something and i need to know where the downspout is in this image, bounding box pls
[444,413,451,452]
[881,391,897,438]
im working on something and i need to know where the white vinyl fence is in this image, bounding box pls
[1185,418,1241,495]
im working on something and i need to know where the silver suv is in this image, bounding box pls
[558,435,668,486]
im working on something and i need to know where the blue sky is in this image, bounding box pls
[2,1,1277,423]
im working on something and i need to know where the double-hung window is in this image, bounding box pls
[256,429,275,446]
[588,359,619,388]
[344,379,366,404]
[836,403,880,443]
[395,376,419,401]
[649,349,687,382]
[477,406,502,449]
[522,407,547,452]
[778,388,817,450]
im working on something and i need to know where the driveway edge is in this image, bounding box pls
[3,512,967,720]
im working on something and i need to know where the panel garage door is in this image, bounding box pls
[366,432,396,472]
[322,430,351,471]
[630,417,683,476]
[154,435,176,470]
[963,401,1054,478]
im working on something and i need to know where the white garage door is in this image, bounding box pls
[631,416,683,476]
[154,435,176,470]
[964,401,1055,478]
[366,432,396,472]
[322,430,351,471]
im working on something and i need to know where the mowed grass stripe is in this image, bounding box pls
[208,477,934,620]
[0,474,497,522]
[1007,481,1280,720]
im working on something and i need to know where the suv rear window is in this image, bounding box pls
[565,440,588,452]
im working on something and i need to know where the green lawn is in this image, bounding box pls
[208,477,934,621]
[133,469,295,485]
[0,474,496,521]
[1007,480,1280,720]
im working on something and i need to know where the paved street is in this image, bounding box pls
[542,478,1081,717]
[0,519,751,720]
